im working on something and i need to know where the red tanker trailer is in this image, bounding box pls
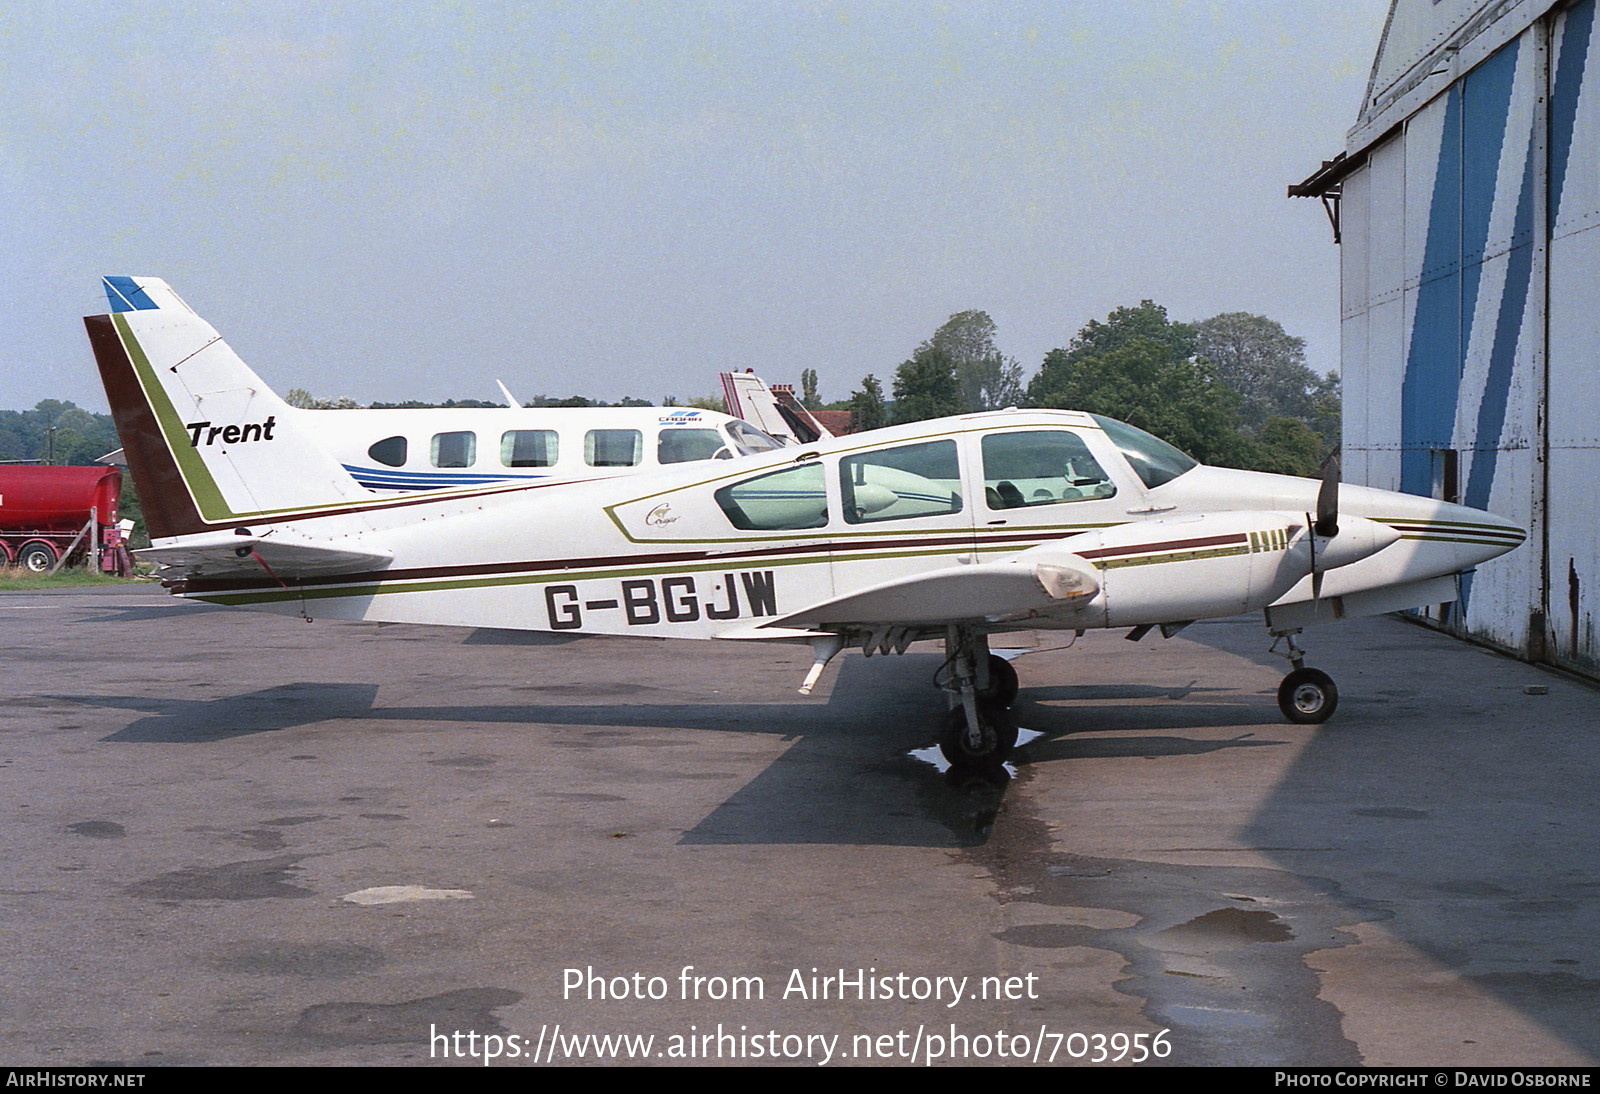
[0,465,133,575]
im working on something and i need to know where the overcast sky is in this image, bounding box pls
[1,1,1388,412]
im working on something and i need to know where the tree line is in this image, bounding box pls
[3,302,1338,484]
[836,304,1338,477]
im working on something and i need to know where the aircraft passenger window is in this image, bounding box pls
[840,439,961,524]
[501,430,558,468]
[981,431,1116,509]
[715,463,828,531]
[585,429,643,467]
[368,436,407,468]
[431,431,476,468]
[658,428,725,464]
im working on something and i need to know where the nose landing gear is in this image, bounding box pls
[1269,629,1338,724]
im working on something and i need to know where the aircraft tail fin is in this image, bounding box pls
[102,275,197,315]
[719,371,834,444]
[85,277,370,540]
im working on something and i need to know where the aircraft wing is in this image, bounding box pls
[138,530,392,581]
[755,554,1098,631]
[747,508,1406,638]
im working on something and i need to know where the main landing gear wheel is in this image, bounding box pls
[1278,667,1338,724]
[939,700,1018,768]
[979,654,1019,707]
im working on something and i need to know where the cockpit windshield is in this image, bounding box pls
[1091,414,1198,489]
[725,420,784,456]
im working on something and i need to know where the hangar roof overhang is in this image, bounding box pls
[1288,0,1569,240]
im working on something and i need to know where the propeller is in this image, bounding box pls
[1310,455,1341,601]
[1314,454,1340,538]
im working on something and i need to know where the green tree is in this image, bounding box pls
[0,401,120,464]
[928,310,1024,412]
[1191,313,1335,437]
[890,345,961,424]
[1307,371,1342,453]
[800,368,819,407]
[847,374,886,432]
[1029,302,1248,466]
[1245,416,1327,477]
[1029,300,1196,410]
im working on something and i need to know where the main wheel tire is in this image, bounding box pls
[1278,667,1338,724]
[939,700,1019,767]
[16,541,58,573]
[979,654,1020,707]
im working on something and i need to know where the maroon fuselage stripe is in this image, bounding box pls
[169,526,1106,595]
[1073,532,1247,561]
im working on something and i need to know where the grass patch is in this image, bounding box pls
[0,568,146,591]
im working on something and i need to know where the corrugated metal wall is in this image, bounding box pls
[1340,0,1600,673]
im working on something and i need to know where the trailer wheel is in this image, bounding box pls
[16,541,58,573]
[0,542,11,567]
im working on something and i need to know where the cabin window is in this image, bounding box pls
[658,428,725,464]
[585,429,643,467]
[715,462,828,531]
[368,436,407,468]
[981,431,1115,509]
[840,439,961,524]
[431,431,476,468]
[502,430,558,468]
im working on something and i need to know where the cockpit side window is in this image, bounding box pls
[658,428,725,464]
[981,431,1115,510]
[714,462,828,530]
[726,421,783,455]
[1090,414,1198,489]
[368,436,407,468]
[840,439,961,524]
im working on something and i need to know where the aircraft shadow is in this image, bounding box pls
[76,683,384,743]
[60,654,1290,846]
[77,601,228,622]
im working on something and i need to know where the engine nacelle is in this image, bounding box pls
[1019,511,1398,628]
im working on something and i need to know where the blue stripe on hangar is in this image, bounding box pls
[1463,0,1593,516]
[1401,39,1520,498]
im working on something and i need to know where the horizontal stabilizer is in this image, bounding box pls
[139,530,392,581]
[760,558,1097,631]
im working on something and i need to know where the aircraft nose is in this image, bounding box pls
[1435,501,1528,563]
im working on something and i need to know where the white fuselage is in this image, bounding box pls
[165,411,1525,643]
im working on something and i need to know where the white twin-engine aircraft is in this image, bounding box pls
[87,278,1526,768]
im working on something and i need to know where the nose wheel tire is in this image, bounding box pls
[939,701,1019,768]
[978,654,1019,707]
[1278,667,1338,724]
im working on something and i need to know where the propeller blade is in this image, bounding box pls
[1314,455,1340,538]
